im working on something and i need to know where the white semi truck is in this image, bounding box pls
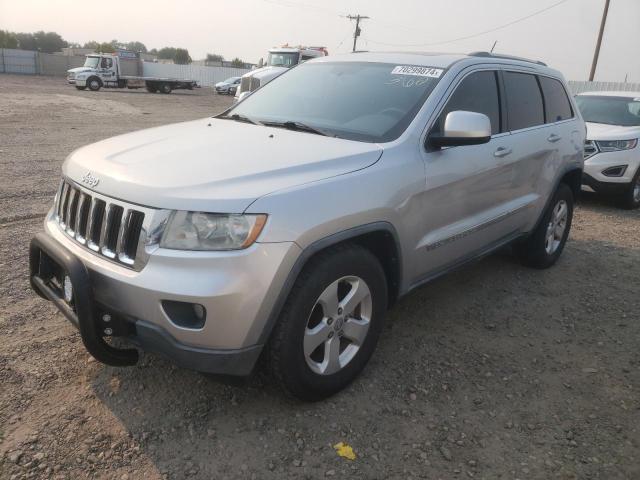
[67,51,198,93]
[234,45,327,101]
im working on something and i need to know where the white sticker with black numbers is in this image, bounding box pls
[391,66,444,78]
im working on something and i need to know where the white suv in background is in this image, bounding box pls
[575,92,640,209]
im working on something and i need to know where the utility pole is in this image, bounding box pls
[589,0,611,81]
[346,14,369,52]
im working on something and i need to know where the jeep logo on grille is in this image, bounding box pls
[81,172,100,187]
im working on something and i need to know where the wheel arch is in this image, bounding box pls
[256,222,403,345]
[560,167,582,199]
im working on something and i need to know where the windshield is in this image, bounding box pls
[226,62,443,142]
[83,57,100,68]
[267,52,300,67]
[575,95,640,127]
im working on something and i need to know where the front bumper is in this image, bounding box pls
[582,172,630,196]
[583,148,639,184]
[31,214,301,375]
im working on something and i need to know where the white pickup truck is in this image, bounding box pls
[67,51,198,94]
[234,45,327,101]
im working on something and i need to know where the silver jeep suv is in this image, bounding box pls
[30,52,584,400]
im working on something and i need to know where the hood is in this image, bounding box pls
[215,81,231,87]
[63,118,383,212]
[67,67,95,74]
[244,66,288,83]
[586,122,640,141]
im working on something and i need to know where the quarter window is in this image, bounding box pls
[435,71,501,135]
[539,76,573,123]
[503,72,545,131]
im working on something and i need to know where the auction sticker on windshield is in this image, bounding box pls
[391,66,443,78]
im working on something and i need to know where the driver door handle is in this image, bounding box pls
[547,133,562,143]
[494,147,512,158]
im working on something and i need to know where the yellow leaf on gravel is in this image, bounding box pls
[333,442,356,460]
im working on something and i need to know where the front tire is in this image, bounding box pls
[87,77,102,91]
[620,167,640,209]
[516,183,573,269]
[269,244,388,401]
[159,83,172,94]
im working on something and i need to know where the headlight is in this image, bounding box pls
[160,212,267,251]
[595,139,638,152]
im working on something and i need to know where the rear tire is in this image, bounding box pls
[620,166,640,209]
[159,83,172,94]
[269,244,388,401]
[516,183,573,269]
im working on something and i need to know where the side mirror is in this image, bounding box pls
[429,111,491,148]
[237,91,252,102]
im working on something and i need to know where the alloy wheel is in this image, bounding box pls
[303,276,372,375]
[545,199,568,254]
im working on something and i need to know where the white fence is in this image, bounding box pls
[0,48,250,85]
[568,80,640,95]
[0,48,38,74]
[142,62,250,87]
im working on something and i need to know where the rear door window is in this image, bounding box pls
[435,70,502,135]
[539,76,573,123]
[503,72,545,131]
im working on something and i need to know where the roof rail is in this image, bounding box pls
[468,51,547,67]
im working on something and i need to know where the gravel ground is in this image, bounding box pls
[1,74,639,480]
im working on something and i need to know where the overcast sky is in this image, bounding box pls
[1,0,637,81]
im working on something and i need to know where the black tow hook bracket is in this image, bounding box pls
[29,233,139,367]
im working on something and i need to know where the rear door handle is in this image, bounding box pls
[547,133,562,143]
[494,147,512,158]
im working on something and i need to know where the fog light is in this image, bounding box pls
[63,275,73,303]
[602,165,627,177]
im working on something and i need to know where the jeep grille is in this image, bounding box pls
[55,179,146,269]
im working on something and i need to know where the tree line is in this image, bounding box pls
[0,30,246,66]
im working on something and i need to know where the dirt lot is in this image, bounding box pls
[0,74,638,480]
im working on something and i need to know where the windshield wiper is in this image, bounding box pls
[263,120,333,137]
[219,113,262,126]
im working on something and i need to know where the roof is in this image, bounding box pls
[577,91,640,98]
[311,51,556,74]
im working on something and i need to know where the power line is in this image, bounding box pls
[345,14,370,52]
[364,0,571,48]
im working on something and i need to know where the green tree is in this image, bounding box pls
[157,47,177,60]
[206,53,224,63]
[0,30,18,49]
[15,31,67,53]
[173,48,191,64]
[83,40,100,50]
[230,57,245,68]
[97,42,116,53]
[123,41,147,53]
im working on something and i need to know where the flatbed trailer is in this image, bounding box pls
[67,52,198,94]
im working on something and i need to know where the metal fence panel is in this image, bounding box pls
[0,48,37,74]
[568,80,640,95]
[142,62,251,87]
